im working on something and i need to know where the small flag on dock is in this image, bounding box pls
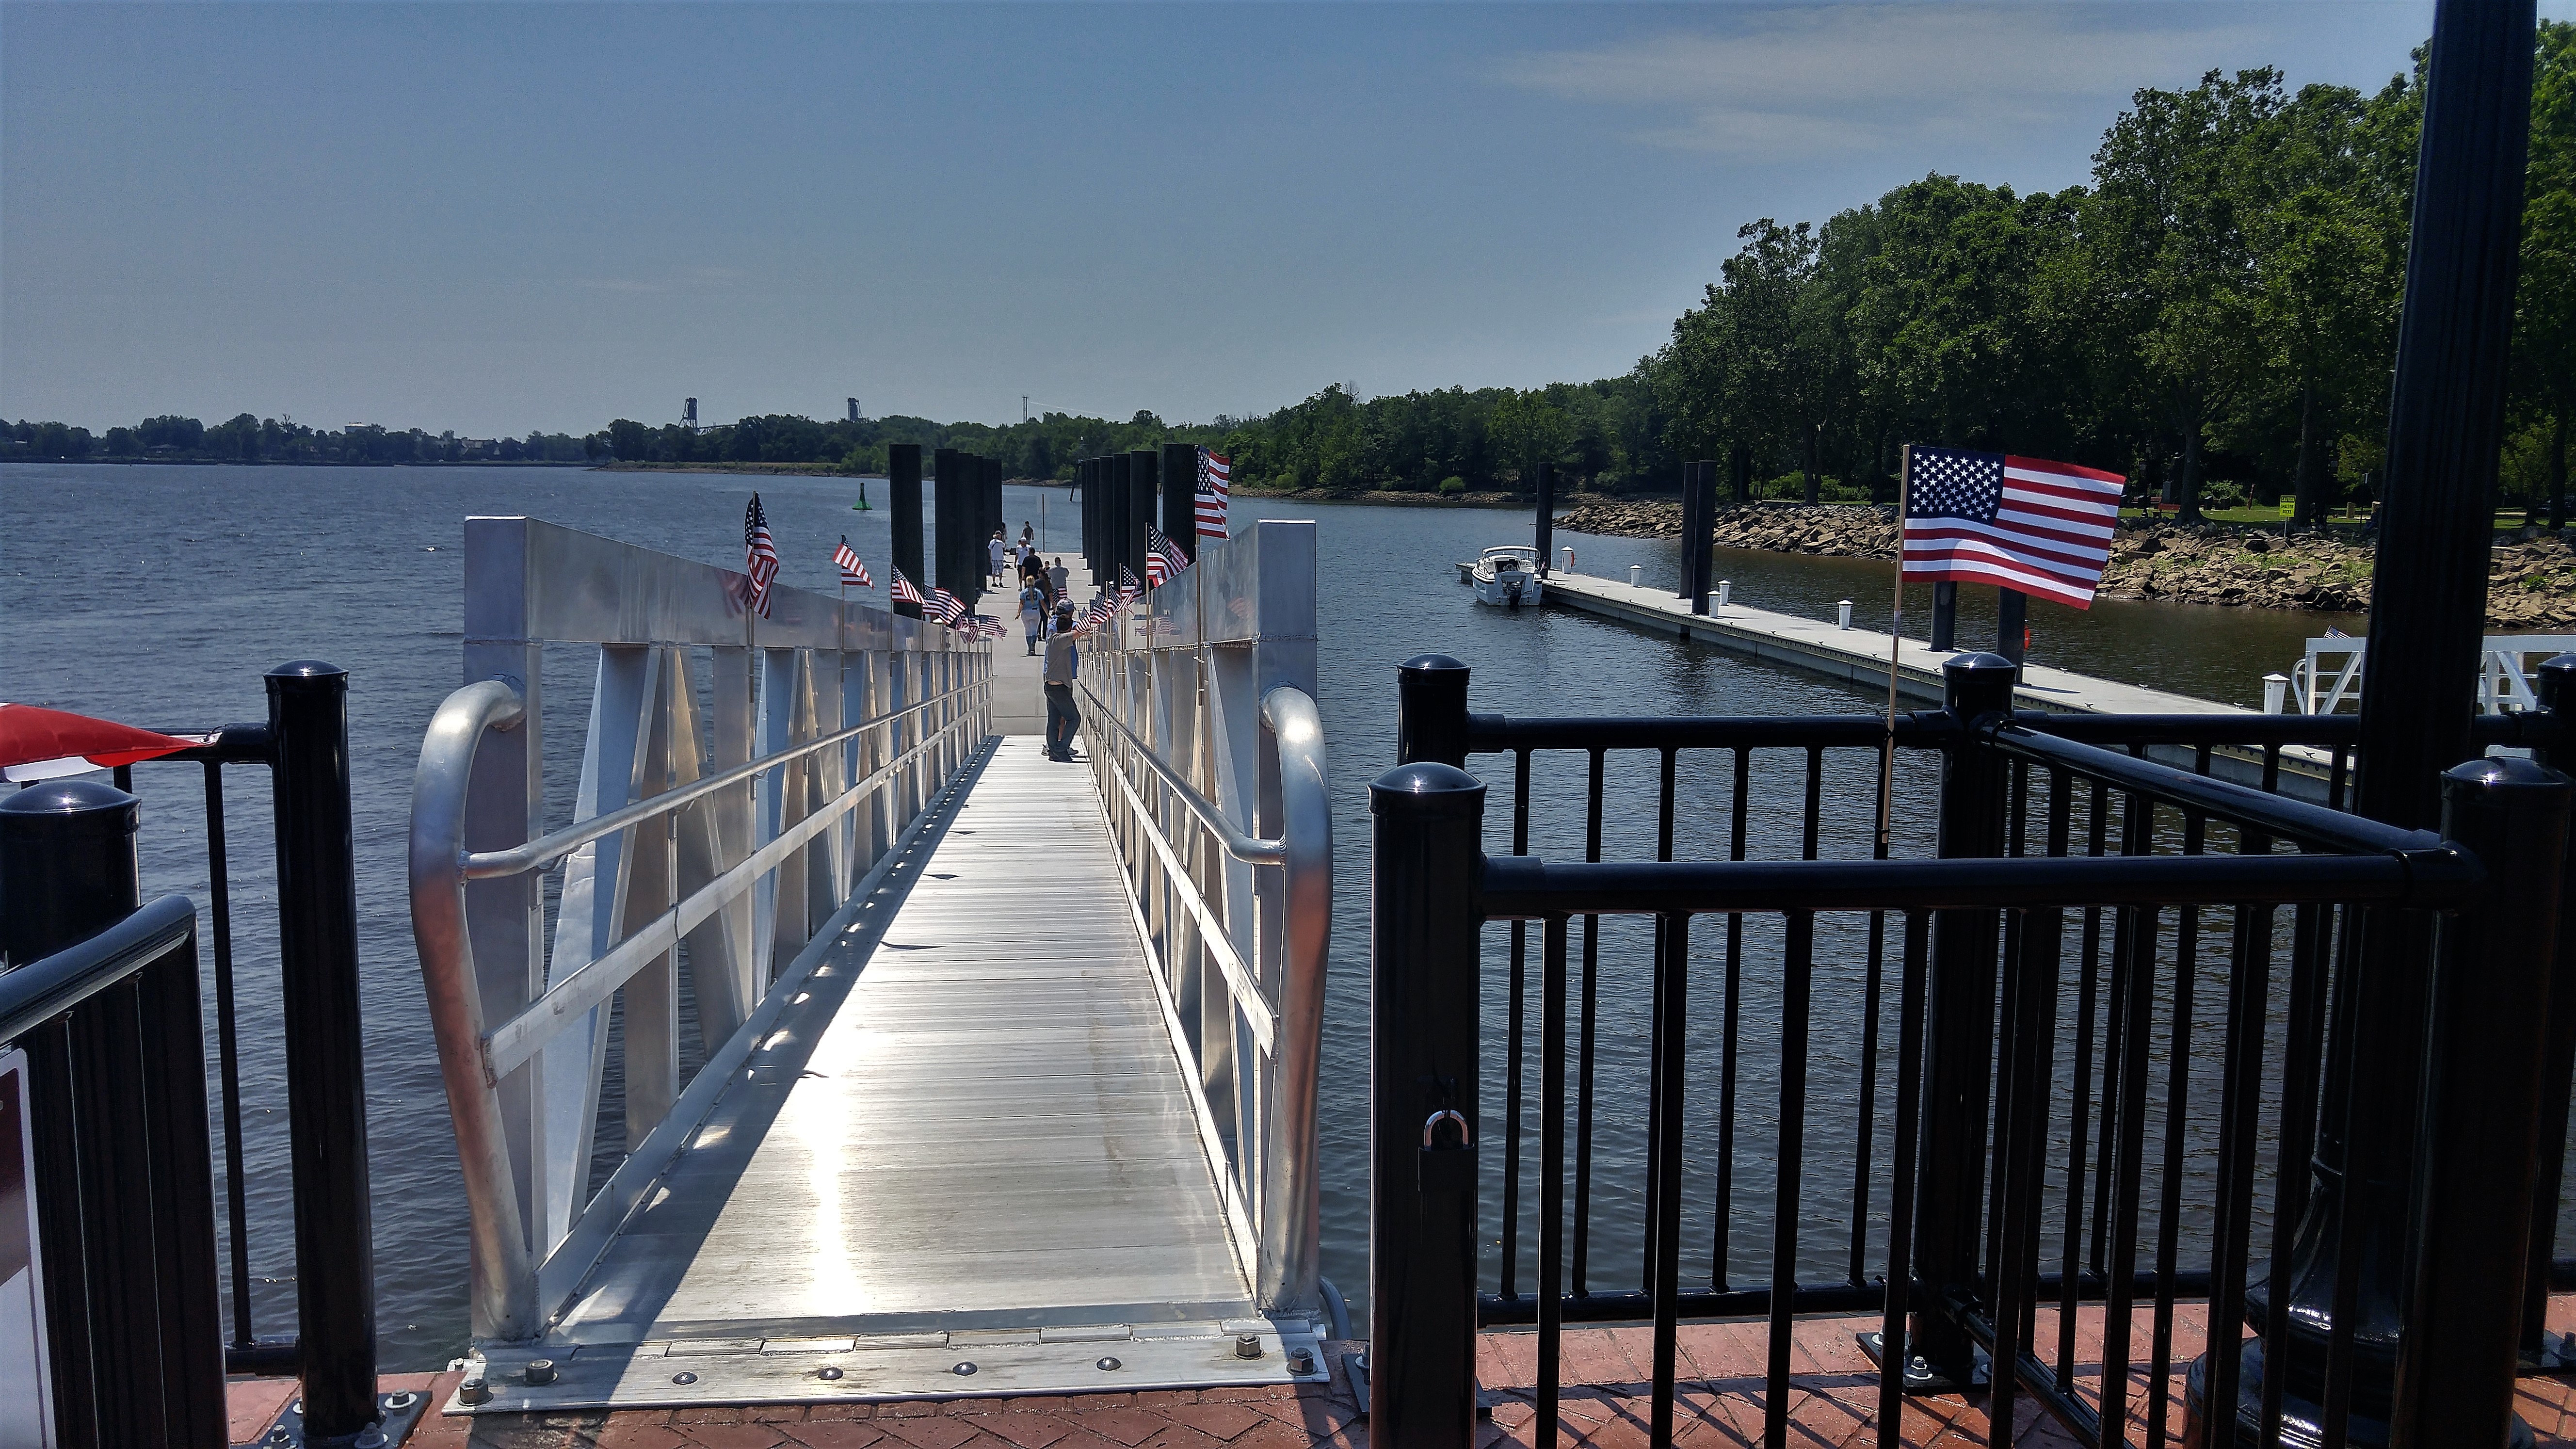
[834,537,872,588]
[1196,449,1230,541]
[1899,449,2124,609]
[1119,565,1143,603]
[743,494,780,618]
[929,587,968,627]
[1145,524,1188,587]
[890,567,925,607]
[1087,595,1114,630]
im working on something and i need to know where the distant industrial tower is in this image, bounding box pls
[684,398,699,431]
[849,398,860,422]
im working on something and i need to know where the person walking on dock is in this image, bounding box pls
[1043,602,1081,761]
[1020,577,1046,656]
[988,530,1008,588]
[1047,556,1068,606]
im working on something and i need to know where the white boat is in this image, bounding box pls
[1470,546,1545,608]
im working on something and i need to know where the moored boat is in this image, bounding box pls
[1469,545,1544,608]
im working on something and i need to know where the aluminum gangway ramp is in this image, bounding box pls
[415,519,1330,1419]
[471,738,1303,1410]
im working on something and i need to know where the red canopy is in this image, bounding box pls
[0,703,205,783]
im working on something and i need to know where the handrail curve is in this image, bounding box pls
[1258,683,1331,1312]
[407,677,540,1341]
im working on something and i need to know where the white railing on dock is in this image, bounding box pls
[1072,520,1332,1317]
[408,517,992,1342]
[2283,633,2576,715]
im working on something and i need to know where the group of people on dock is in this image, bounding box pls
[983,522,1091,763]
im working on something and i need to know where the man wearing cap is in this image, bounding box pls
[1042,601,1081,762]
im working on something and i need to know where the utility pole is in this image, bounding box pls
[1022,396,1030,424]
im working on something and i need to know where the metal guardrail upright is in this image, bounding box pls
[1070,519,1333,1319]
[409,517,993,1344]
[1372,649,2575,1449]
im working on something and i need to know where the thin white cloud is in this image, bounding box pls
[1496,4,2274,158]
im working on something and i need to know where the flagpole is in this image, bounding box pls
[1877,444,1912,857]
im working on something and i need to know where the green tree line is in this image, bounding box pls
[3,413,597,464]
[1212,26,2576,526]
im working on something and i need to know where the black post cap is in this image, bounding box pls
[1942,651,2018,681]
[0,778,138,837]
[1369,762,1486,817]
[2538,654,2576,710]
[1400,654,1468,678]
[267,660,346,685]
[2441,754,2573,798]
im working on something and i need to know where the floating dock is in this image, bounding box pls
[1475,565,2342,797]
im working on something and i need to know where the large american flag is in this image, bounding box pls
[1145,524,1189,587]
[889,566,925,607]
[834,536,872,588]
[743,494,780,619]
[1196,448,1231,541]
[1900,448,2126,609]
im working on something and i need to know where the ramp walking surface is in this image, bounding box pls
[524,737,1259,1406]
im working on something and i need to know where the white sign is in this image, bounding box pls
[0,1050,52,1449]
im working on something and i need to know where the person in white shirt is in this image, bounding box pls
[987,531,1007,587]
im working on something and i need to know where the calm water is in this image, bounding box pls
[0,463,2367,1366]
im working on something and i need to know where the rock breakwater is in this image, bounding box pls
[1550,499,2576,629]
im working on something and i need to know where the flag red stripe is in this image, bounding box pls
[1901,557,2098,608]
[2005,454,2126,486]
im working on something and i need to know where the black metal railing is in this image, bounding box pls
[0,661,383,1445]
[1369,651,2573,1449]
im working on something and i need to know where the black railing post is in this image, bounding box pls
[1533,461,1554,578]
[1397,655,1471,768]
[1908,651,2016,1384]
[2525,653,2576,1368]
[2392,757,2571,1444]
[0,779,141,967]
[266,662,378,1439]
[1368,760,1486,1449]
[2,780,226,1448]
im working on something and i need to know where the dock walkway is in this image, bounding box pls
[468,737,1291,1411]
[1529,567,2242,717]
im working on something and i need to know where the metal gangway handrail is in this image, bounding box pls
[408,517,993,1342]
[2282,631,2576,714]
[1070,519,1334,1319]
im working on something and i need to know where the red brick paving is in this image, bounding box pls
[228,1313,2576,1449]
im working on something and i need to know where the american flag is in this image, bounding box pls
[743,493,780,619]
[928,587,968,627]
[1119,565,1142,604]
[1196,448,1231,541]
[1086,595,1114,630]
[889,566,925,607]
[1145,524,1189,587]
[1900,448,2126,610]
[834,536,872,588]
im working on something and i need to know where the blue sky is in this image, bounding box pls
[2,1,2552,435]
